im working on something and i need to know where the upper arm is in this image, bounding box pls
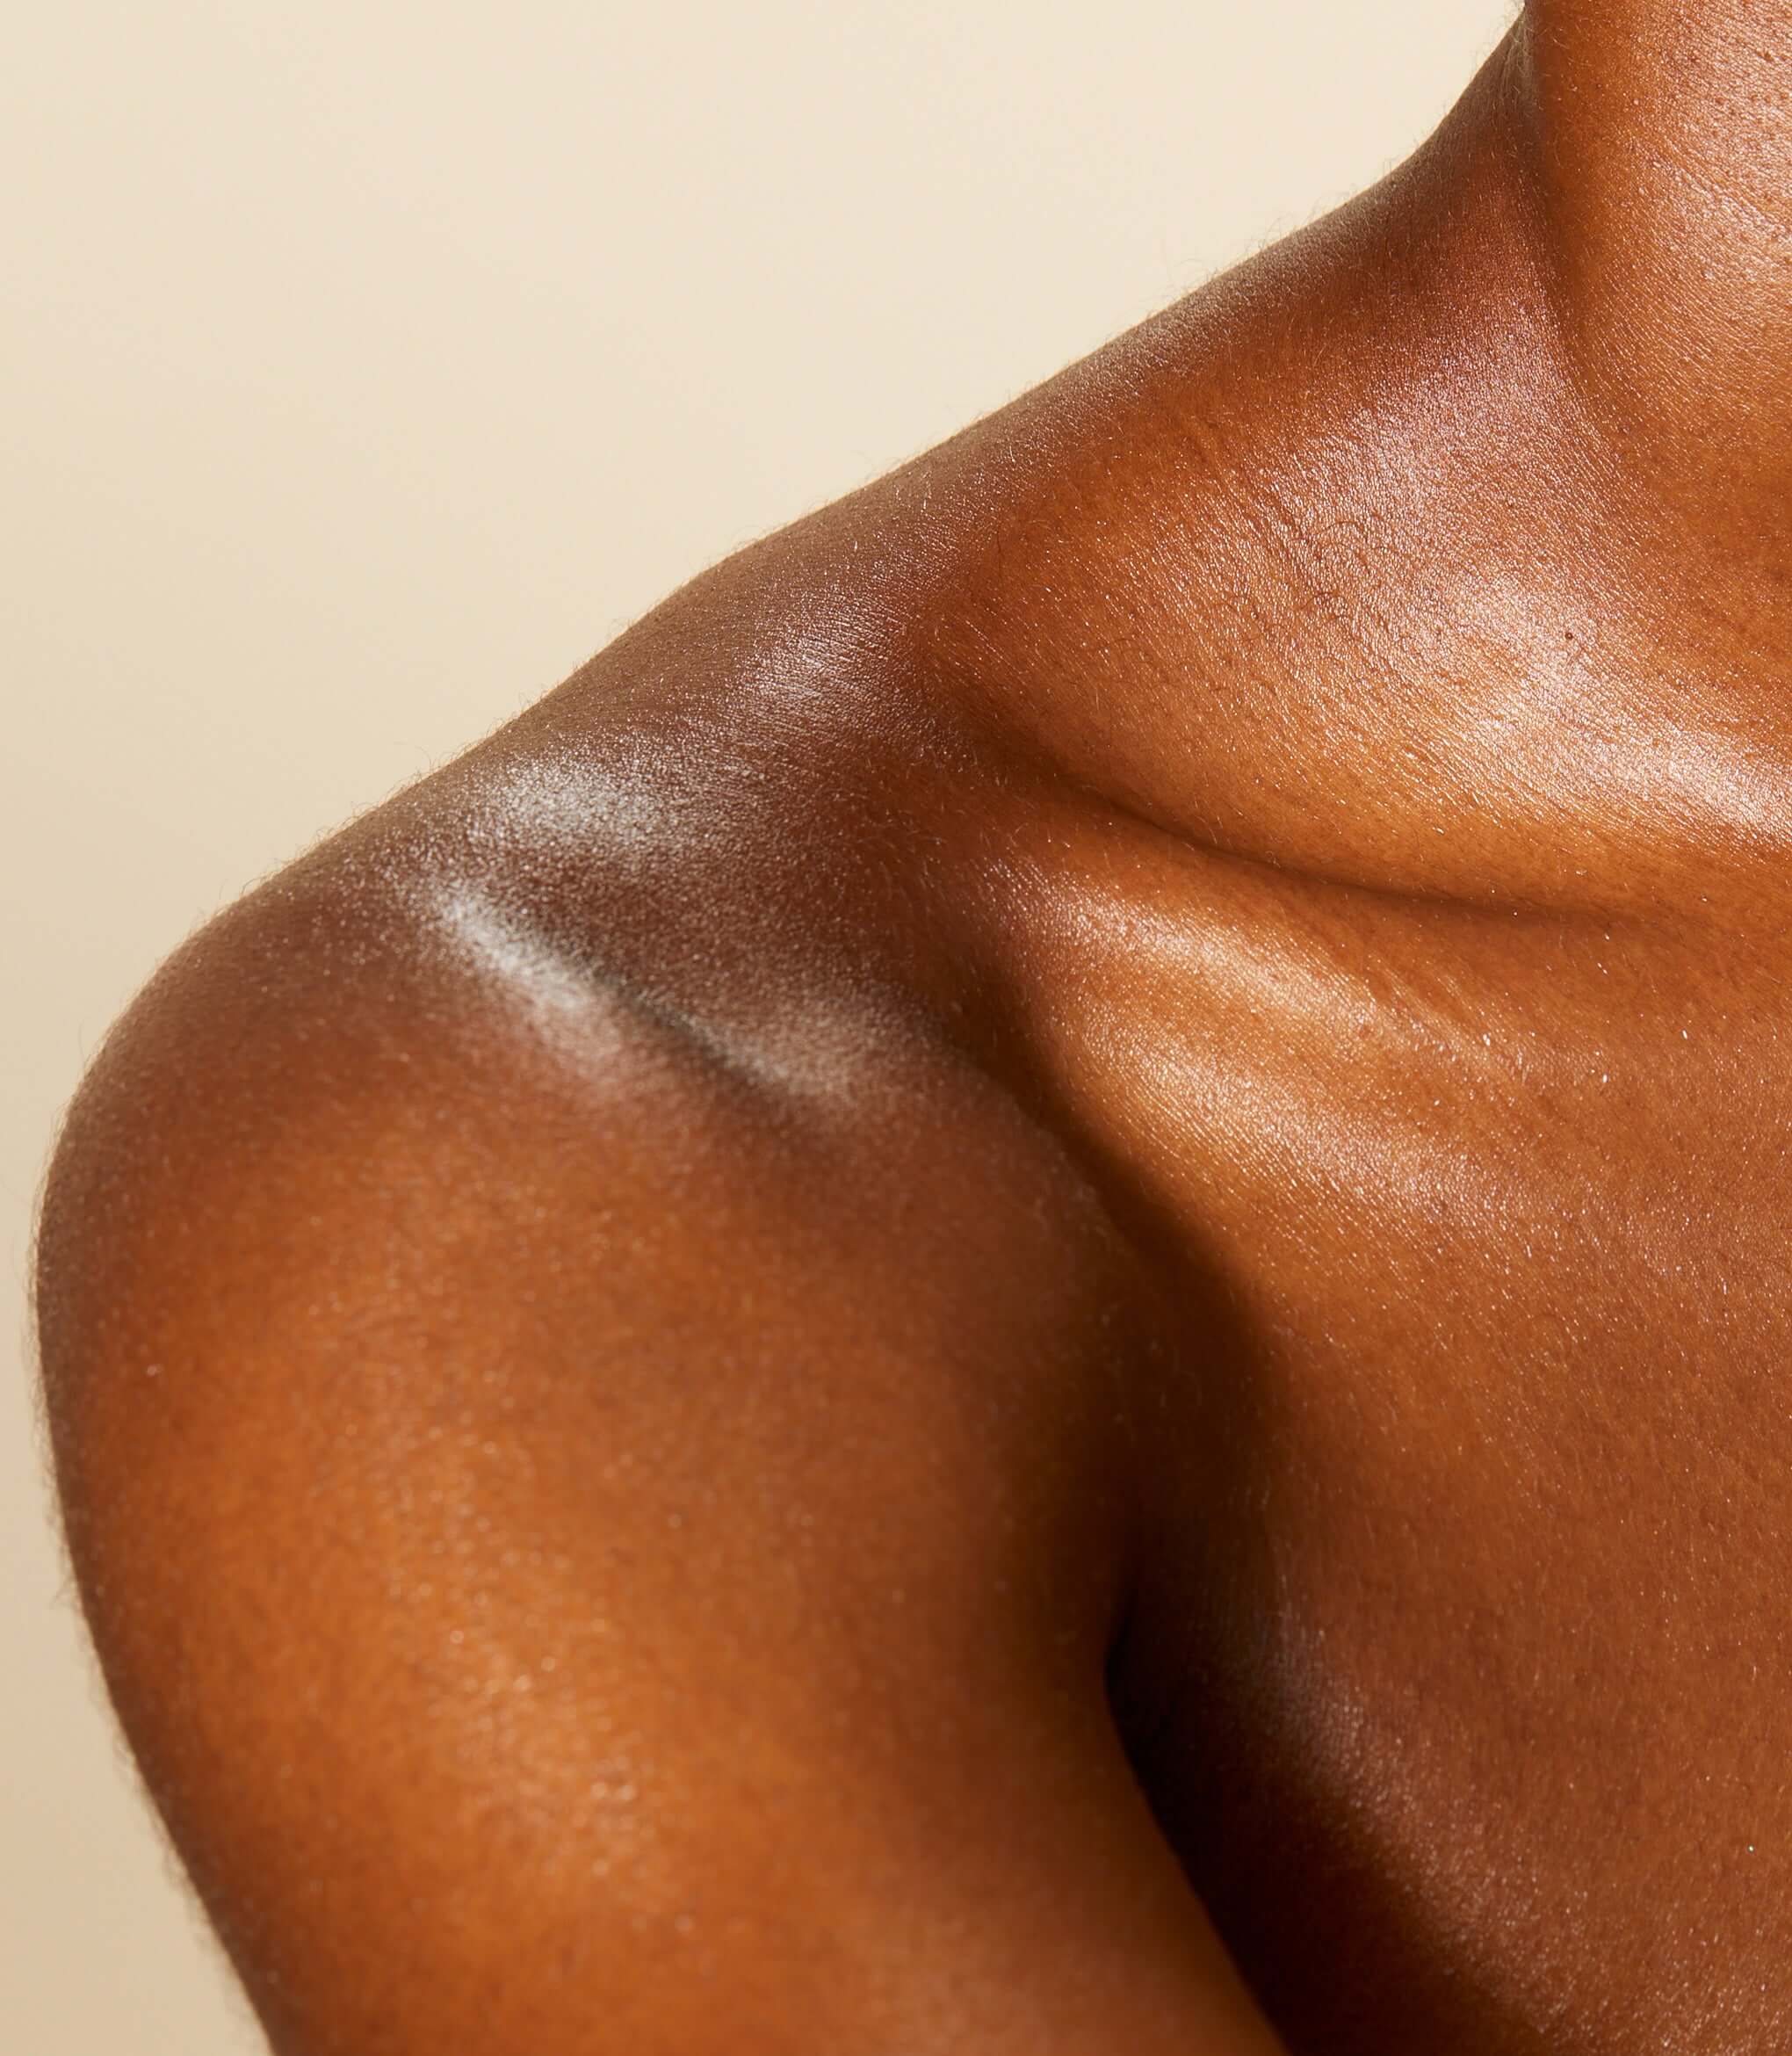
[34,851,1281,2054]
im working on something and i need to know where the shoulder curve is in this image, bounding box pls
[27,754,1284,2056]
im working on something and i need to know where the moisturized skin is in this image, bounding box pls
[33,5,1792,2051]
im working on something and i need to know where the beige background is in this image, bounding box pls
[4,4,1514,2047]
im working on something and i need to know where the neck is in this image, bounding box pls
[875,25,1792,919]
[1505,2,1792,525]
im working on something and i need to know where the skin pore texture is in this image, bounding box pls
[32,4,1792,2052]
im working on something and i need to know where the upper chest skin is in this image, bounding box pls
[909,413,1792,2036]
[963,789,1792,2052]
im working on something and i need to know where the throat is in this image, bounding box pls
[912,34,1792,928]
[1508,2,1792,523]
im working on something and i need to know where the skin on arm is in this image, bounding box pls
[33,793,1284,2054]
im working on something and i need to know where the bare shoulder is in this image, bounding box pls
[33,532,1283,2053]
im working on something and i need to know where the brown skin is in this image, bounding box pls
[32,6,1792,2050]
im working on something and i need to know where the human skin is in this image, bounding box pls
[32,4,1792,2051]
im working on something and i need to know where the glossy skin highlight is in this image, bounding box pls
[33,8,1792,2051]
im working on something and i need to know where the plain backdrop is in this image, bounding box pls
[4,3,1515,2047]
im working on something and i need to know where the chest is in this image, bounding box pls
[1032,864,1792,2051]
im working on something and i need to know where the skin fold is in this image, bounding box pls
[33,5,1792,2050]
